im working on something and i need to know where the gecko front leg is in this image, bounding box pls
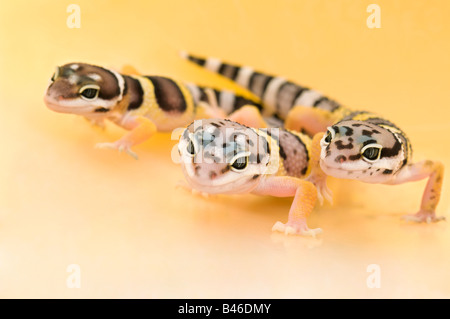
[96,115,157,159]
[387,160,445,223]
[84,116,106,130]
[252,176,322,237]
[305,132,333,205]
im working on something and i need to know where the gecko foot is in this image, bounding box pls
[175,180,212,199]
[95,141,139,160]
[402,210,445,223]
[272,221,323,237]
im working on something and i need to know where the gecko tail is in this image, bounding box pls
[185,82,263,116]
[179,51,257,92]
[181,51,342,118]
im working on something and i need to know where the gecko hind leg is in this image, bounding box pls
[121,64,141,76]
[285,105,336,136]
[195,87,227,119]
[228,105,268,128]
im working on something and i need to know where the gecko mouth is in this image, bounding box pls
[44,97,97,115]
[181,164,259,195]
[320,161,368,174]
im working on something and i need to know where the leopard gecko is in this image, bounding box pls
[178,118,330,236]
[181,53,444,223]
[44,62,264,159]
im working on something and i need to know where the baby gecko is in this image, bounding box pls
[178,118,330,236]
[44,62,264,159]
[181,53,444,223]
[308,114,444,223]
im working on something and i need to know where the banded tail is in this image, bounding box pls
[180,51,342,118]
[185,83,263,116]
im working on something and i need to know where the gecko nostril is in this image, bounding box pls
[194,165,200,176]
[335,155,346,163]
[209,171,217,180]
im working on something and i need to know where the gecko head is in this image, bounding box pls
[178,119,271,194]
[44,63,125,116]
[319,120,406,183]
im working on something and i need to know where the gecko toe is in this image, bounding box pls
[95,142,115,150]
[402,211,445,223]
[272,221,285,232]
[272,221,323,237]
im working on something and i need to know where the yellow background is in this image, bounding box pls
[0,0,449,298]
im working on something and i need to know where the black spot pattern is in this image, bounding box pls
[348,154,362,161]
[335,140,354,150]
[361,129,381,137]
[341,126,354,136]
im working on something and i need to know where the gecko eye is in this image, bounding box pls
[51,67,60,82]
[230,152,250,172]
[186,140,196,156]
[185,133,198,157]
[231,156,248,171]
[79,85,100,100]
[322,128,335,145]
[361,144,382,162]
[324,132,332,144]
